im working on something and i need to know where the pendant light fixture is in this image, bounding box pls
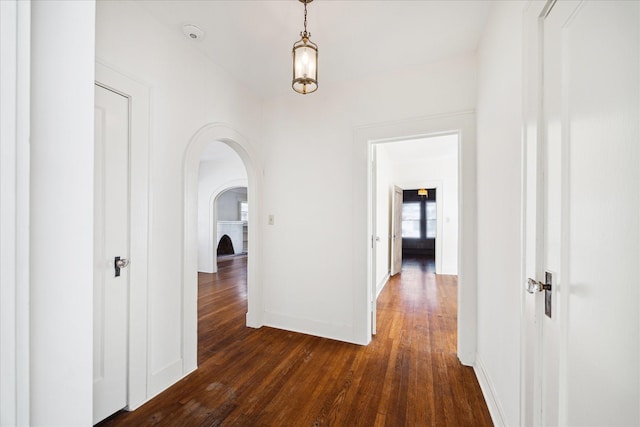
[418,188,429,197]
[292,0,318,94]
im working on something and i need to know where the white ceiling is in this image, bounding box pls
[382,134,458,164]
[138,0,492,99]
[199,140,241,163]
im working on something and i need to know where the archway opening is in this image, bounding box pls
[182,123,263,374]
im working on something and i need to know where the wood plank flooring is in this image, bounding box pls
[98,255,492,426]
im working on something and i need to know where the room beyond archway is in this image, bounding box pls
[196,142,247,275]
[182,123,264,374]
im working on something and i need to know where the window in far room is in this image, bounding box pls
[402,199,437,239]
[401,188,436,257]
[402,202,421,238]
[240,201,248,222]
[426,201,437,238]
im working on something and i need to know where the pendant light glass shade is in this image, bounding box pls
[292,37,318,94]
[292,0,318,94]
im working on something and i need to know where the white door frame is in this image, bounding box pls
[521,1,556,424]
[0,1,30,423]
[183,123,264,375]
[95,61,150,410]
[521,2,640,425]
[354,111,477,364]
[522,3,542,425]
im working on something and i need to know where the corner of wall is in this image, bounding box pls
[474,356,508,427]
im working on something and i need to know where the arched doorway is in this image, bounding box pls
[182,123,263,373]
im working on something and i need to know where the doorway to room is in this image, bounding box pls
[400,187,438,268]
[357,111,475,360]
[370,133,459,334]
[372,134,459,278]
[196,142,249,362]
[183,123,263,376]
[196,141,248,275]
[93,63,151,423]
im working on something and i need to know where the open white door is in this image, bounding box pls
[391,186,403,276]
[93,84,130,424]
[523,1,639,425]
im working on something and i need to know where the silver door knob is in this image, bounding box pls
[527,278,551,293]
[116,258,130,269]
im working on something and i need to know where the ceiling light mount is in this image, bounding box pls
[292,0,318,94]
[182,24,204,41]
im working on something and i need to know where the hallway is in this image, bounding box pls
[99,255,491,426]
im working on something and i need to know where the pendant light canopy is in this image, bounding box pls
[292,0,318,94]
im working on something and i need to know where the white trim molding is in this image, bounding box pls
[0,1,30,424]
[353,110,477,364]
[376,273,390,298]
[95,61,151,410]
[474,356,507,427]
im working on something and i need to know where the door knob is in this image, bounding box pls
[114,256,130,277]
[526,277,551,293]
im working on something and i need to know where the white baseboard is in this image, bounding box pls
[263,310,356,344]
[376,273,390,298]
[245,310,263,329]
[146,359,184,401]
[474,356,507,427]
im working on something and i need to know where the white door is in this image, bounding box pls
[93,84,130,424]
[523,1,639,425]
[391,186,403,275]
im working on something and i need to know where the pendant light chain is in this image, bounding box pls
[302,1,310,38]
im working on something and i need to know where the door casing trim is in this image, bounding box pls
[353,110,477,365]
[95,61,151,411]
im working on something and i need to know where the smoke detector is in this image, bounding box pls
[182,24,204,41]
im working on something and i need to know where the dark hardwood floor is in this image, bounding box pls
[99,254,492,426]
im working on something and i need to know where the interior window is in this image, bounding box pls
[426,201,436,238]
[402,202,421,238]
[240,201,248,222]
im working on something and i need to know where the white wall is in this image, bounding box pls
[261,53,477,343]
[217,188,247,221]
[96,1,263,398]
[24,1,481,422]
[30,1,96,424]
[474,2,525,425]
[98,0,477,409]
[197,142,247,273]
